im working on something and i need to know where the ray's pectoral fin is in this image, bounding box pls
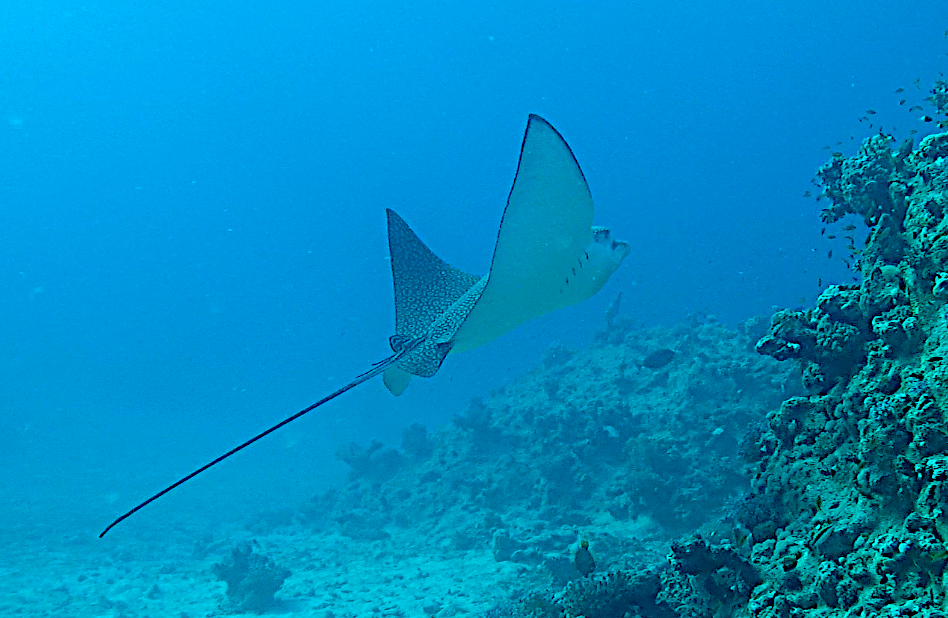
[383,367,413,396]
[450,114,630,353]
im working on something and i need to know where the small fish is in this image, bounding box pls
[910,129,918,135]
[827,249,833,259]
[843,259,850,269]
[804,190,812,198]
[574,539,596,576]
[842,224,856,232]
[899,99,906,105]
[922,116,934,122]
[866,109,877,115]
[914,78,922,88]
[731,527,751,549]
[639,348,675,369]
[827,234,836,239]
[910,105,924,112]
[605,291,622,325]
[812,523,834,546]
[818,277,822,287]
[822,145,831,150]
[820,226,826,236]
[835,141,842,146]
[895,87,905,94]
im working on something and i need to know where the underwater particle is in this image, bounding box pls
[640,348,675,369]
[574,539,596,577]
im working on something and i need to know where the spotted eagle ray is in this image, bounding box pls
[100,114,629,537]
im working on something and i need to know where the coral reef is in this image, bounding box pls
[743,121,948,615]
[304,314,794,565]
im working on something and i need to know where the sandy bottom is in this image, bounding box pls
[0,519,544,618]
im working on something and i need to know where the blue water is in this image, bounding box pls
[0,1,944,537]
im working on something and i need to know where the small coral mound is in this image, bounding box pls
[212,541,290,614]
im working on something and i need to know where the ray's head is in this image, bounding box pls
[582,226,630,297]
